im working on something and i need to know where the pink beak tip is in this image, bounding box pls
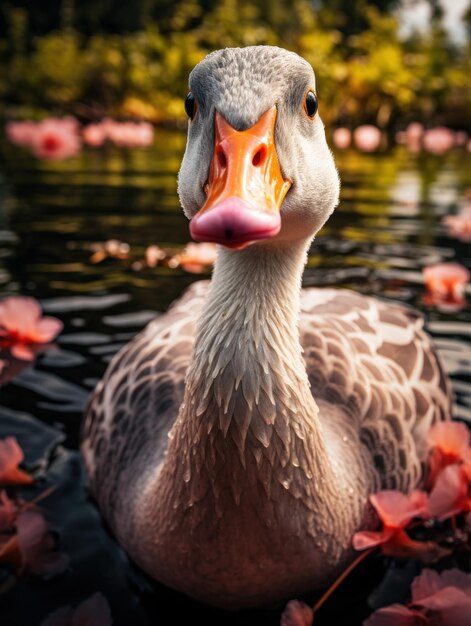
[189,197,280,247]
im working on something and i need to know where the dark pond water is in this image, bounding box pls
[0,132,470,625]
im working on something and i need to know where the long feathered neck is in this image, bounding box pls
[162,238,341,518]
[186,240,318,450]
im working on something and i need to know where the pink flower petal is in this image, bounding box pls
[33,317,64,343]
[353,529,393,551]
[11,342,35,361]
[280,600,314,626]
[72,592,113,626]
[0,437,23,473]
[0,296,42,333]
[0,436,33,485]
[427,421,470,458]
[429,464,470,520]
[363,604,427,626]
[0,296,63,354]
[412,587,471,626]
[0,489,17,532]
[370,490,429,529]
[16,510,69,576]
[412,568,471,602]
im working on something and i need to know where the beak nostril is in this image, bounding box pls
[252,146,267,167]
[216,147,227,168]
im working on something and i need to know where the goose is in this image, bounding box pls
[80,46,452,609]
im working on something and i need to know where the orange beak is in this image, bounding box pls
[189,106,292,248]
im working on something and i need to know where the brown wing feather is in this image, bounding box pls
[300,288,452,491]
[82,283,452,519]
[81,281,209,519]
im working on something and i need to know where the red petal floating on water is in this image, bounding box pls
[40,592,113,626]
[16,510,69,576]
[370,490,429,529]
[0,489,17,532]
[422,263,470,302]
[280,599,314,626]
[0,296,63,362]
[425,422,471,488]
[429,464,471,521]
[364,603,427,626]
[0,437,33,485]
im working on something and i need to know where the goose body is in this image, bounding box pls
[81,46,451,609]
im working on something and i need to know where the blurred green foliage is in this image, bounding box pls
[0,0,470,130]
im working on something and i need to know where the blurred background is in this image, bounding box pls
[0,2,471,626]
[0,0,470,130]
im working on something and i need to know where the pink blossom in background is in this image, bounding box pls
[353,125,382,152]
[0,436,33,486]
[403,122,424,152]
[454,131,468,147]
[422,263,470,303]
[365,568,471,626]
[332,127,351,149]
[5,121,37,147]
[442,209,471,243]
[105,121,154,148]
[82,123,107,147]
[280,600,314,626]
[40,592,113,626]
[422,127,455,155]
[0,295,63,360]
[30,118,81,160]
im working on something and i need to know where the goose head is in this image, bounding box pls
[178,46,340,247]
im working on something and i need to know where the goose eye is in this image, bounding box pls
[185,92,197,120]
[304,91,318,119]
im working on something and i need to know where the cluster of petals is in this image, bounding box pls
[40,592,113,626]
[0,509,69,576]
[0,506,69,577]
[168,242,218,273]
[353,422,471,558]
[0,437,68,579]
[6,118,81,160]
[0,296,63,361]
[365,568,471,626]
[353,490,431,557]
[422,263,470,306]
[83,118,154,148]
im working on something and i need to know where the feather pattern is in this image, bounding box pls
[80,46,452,609]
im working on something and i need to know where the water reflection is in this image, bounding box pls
[1,136,470,439]
[0,133,470,626]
